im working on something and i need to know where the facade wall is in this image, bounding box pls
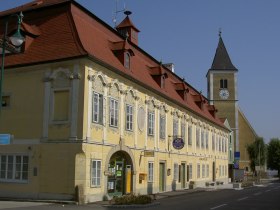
[81,61,229,202]
[0,143,82,200]
[238,111,256,170]
[0,60,230,202]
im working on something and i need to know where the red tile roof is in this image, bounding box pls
[0,0,227,130]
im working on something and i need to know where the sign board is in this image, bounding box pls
[0,134,11,145]
[144,150,154,157]
[234,152,240,160]
[172,138,185,150]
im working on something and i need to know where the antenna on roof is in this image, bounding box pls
[112,0,126,28]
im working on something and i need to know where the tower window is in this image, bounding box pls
[220,79,228,89]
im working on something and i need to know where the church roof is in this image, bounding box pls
[209,34,238,71]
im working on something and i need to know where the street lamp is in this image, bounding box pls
[0,12,25,114]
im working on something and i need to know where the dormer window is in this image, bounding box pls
[149,65,168,89]
[220,79,227,89]
[110,41,135,70]
[124,52,130,69]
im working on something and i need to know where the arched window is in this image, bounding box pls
[124,52,130,69]
[220,79,228,89]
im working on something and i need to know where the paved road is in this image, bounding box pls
[149,182,280,210]
[1,182,279,210]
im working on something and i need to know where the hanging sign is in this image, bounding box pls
[0,134,11,145]
[172,137,184,150]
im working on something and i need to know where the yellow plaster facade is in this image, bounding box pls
[0,59,230,202]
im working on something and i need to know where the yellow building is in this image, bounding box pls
[207,33,258,173]
[0,0,230,202]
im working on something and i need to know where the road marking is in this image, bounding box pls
[237,196,248,201]
[254,192,262,196]
[210,204,227,209]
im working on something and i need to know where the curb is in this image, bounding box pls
[103,202,160,208]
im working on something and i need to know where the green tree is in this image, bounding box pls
[246,137,266,172]
[267,138,280,177]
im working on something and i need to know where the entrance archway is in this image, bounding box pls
[105,147,135,196]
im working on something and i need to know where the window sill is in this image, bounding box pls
[0,180,28,184]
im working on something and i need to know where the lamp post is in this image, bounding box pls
[0,12,25,114]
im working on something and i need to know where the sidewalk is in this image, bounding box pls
[95,184,234,207]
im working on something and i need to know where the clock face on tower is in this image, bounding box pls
[219,89,229,99]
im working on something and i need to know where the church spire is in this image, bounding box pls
[210,31,237,71]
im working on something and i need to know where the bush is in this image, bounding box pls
[112,194,152,205]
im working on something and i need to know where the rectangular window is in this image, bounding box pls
[53,90,69,121]
[189,164,193,180]
[109,98,119,127]
[1,95,11,107]
[216,136,219,152]
[173,120,178,137]
[206,164,209,177]
[201,129,204,148]
[202,164,205,178]
[196,127,200,148]
[0,154,29,182]
[148,162,154,182]
[188,125,192,145]
[206,131,209,149]
[126,104,133,131]
[148,111,155,136]
[181,123,185,142]
[225,139,228,153]
[91,160,101,187]
[212,134,215,151]
[159,115,166,139]
[174,163,179,181]
[197,163,200,179]
[92,92,103,124]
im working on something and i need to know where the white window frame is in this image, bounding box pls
[173,119,178,137]
[91,159,101,187]
[189,164,193,180]
[159,115,166,139]
[188,125,192,145]
[148,111,155,136]
[148,162,154,182]
[196,127,200,148]
[202,164,205,178]
[109,98,119,127]
[181,123,185,142]
[197,163,200,179]
[174,163,179,181]
[0,154,29,183]
[126,104,133,131]
[92,92,103,124]
[212,134,215,151]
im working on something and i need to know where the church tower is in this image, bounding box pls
[207,32,239,165]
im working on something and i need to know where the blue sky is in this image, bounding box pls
[1,0,279,142]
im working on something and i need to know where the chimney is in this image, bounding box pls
[163,63,175,73]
